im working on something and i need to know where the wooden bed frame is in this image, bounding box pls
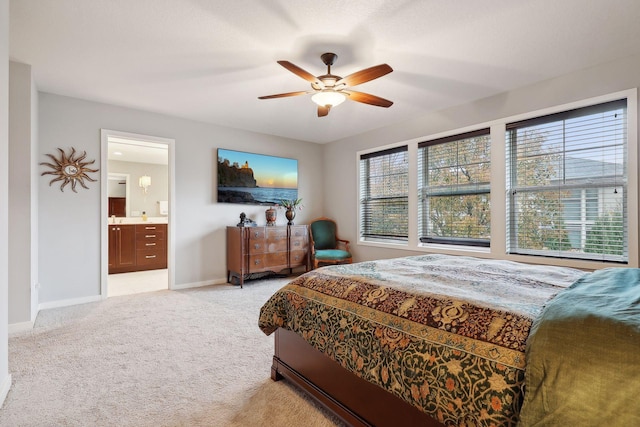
[271,328,445,427]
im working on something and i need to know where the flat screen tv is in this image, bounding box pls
[217,148,298,205]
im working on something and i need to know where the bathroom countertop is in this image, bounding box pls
[108,217,168,225]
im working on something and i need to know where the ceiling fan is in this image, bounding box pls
[258,52,393,117]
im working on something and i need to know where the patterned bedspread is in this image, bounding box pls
[259,254,586,426]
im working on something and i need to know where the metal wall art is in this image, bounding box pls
[40,147,99,192]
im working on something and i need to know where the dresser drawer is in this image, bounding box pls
[290,236,308,251]
[248,239,265,254]
[248,228,266,240]
[247,254,266,272]
[248,228,266,254]
[136,248,167,266]
[289,250,307,268]
[266,229,288,252]
[265,252,289,269]
[289,226,308,240]
[136,224,166,244]
[136,224,165,233]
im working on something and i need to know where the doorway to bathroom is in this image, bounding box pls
[100,129,175,298]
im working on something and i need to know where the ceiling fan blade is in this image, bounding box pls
[277,61,324,89]
[343,90,393,108]
[258,91,309,100]
[336,64,393,87]
[317,105,330,117]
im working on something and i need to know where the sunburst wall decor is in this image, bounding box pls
[40,147,99,192]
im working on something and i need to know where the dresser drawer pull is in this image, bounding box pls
[293,241,300,247]
[145,243,156,246]
[145,255,157,259]
[145,226,157,230]
[254,259,261,265]
[145,234,156,238]
[254,244,261,249]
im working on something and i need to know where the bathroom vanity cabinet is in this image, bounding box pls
[109,223,167,274]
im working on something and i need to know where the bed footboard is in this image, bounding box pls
[271,328,443,427]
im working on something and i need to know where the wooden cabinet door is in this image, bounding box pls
[108,226,118,271]
[117,225,136,268]
[108,224,136,273]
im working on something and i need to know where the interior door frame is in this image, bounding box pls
[100,129,176,297]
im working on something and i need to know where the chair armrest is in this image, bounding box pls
[336,239,350,251]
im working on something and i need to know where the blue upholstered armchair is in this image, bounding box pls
[309,217,352,269]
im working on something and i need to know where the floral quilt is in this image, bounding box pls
[259,254,586,427]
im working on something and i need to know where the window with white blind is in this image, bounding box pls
[417,129,491,247]
[359,146,408,242]
[506,99,627,262]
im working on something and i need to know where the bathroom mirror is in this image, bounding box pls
[108,173,130,217]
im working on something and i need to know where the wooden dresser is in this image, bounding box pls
[226,225,310,287]
[108,223,167,274]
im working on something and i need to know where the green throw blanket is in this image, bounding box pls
[519,268,640,426]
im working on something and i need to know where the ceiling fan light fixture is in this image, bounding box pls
[311,90,346,107]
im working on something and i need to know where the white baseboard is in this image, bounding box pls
[0,374,11,408]
[39,294,102,311]
[8,321,34,335]
[171,278,228,290]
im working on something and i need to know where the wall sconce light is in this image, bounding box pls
[139,175,151,193]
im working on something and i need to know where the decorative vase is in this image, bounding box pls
[285,207,296,225]
[265,207,277,226]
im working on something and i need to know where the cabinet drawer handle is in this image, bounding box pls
[254,232,260,238]
[145,255,157,259]
[254,244,260,249]
[294,241,300,247]
[254,259,261,265]
[145,226,156,230]
[145,235,156,238]
[145,243,156,246]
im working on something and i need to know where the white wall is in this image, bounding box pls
[0,0,12,406]
[38,93,324,303]
[8,61,38,327]
[325,53,640,268]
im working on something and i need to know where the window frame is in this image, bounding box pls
[505,98,628,263]
[358,144,409,244]
[417,128,492,248]
[356,89,638,270]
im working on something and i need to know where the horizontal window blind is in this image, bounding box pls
[418,129,491,247]
[506,99,627,262]
[359,146,408,241]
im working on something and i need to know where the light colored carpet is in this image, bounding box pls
[1,278,345,427]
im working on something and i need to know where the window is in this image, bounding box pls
[418,129,491,247]
[506,99,627,262]
[359,146,408,242]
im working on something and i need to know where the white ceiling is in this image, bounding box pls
[9,0,640,144]
[108,137,168,165]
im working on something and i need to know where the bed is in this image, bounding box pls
[258,254,640,426]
